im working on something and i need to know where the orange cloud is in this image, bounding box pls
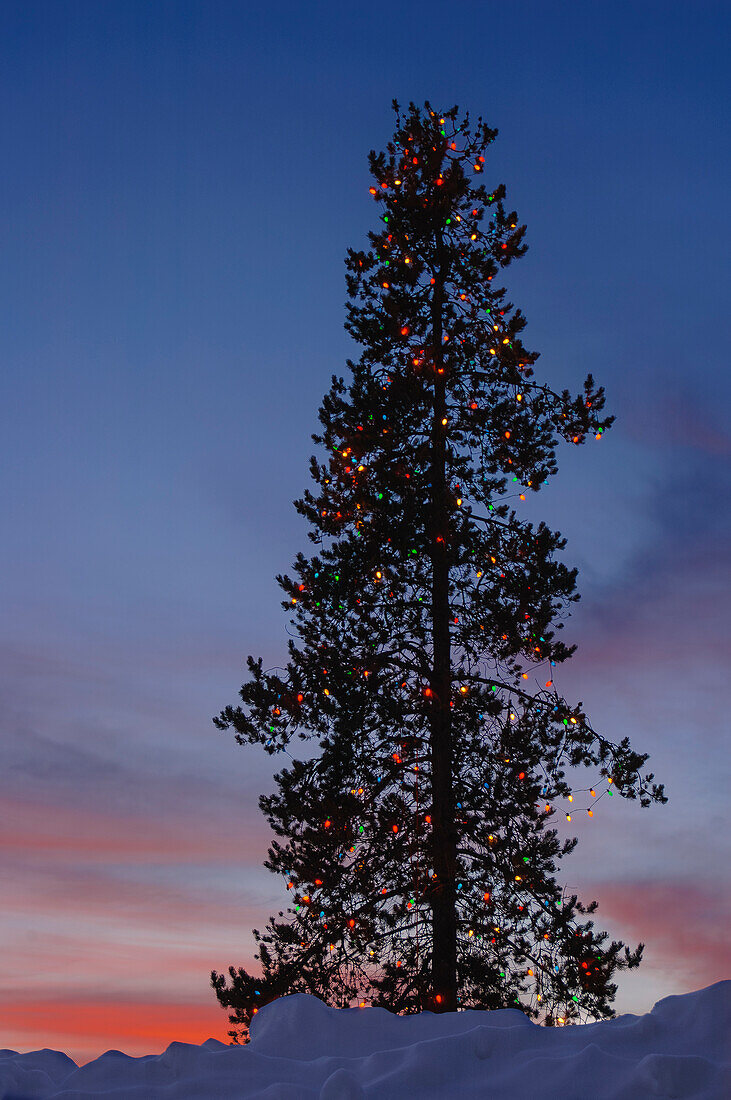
[0,796,269,1064]
[0,996,231,1066]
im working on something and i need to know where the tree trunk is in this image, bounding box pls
[428,248,457,1012]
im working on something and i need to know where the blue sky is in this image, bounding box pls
[1,0,729,1061]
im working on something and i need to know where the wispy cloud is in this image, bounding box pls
[620,384,731,459]
[585,878,731,992]
[571,445,730,665]
[0,996,230,1065]
[0,795,269,864]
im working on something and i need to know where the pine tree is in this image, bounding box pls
[211,101,666,1040]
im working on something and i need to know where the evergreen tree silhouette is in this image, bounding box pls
[211,101,665,1040]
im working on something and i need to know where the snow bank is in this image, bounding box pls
[1,981,728,1098]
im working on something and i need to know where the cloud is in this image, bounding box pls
[570,445,730,671]
[0,996,231,1065]
[0,629,289,1065]
[0,632,277,827]
[0,857,264,1062]
[0,795,270,864]
[585,878,731,992]
[620,385,731,459]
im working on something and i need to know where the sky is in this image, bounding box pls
[1,0,729,1065]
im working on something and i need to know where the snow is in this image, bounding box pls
[1,982,728,1099]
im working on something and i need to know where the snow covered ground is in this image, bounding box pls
[1,982,728,1099]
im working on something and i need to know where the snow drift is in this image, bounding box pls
[1,981,728,1099]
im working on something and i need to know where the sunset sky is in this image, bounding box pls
[2,0,729,1065]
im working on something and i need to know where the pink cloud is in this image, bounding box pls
[584,879,731,991]
[0,796,271,1062]
[0,795,269,863]
[620,387,731,458]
